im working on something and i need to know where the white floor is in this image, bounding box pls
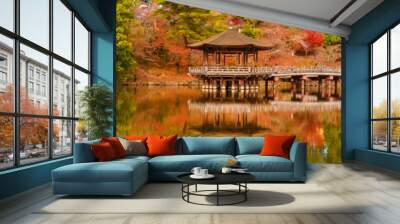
[1,163,400,224]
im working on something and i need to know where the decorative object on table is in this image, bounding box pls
[177,173,255,206]
[231,168,249,173]
[221,167,232,173]
[189,173,215,179]
[225,159,238,168]
[222,167,248,174]
[221,158,241,173]
[200,169,208,176]
[79,84,113,140]
[190,167,214,179]
[191,167,202,176]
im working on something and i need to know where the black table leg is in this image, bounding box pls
[180,182,250,206]
[216,184,219,206]
[245,183,247,201]
[187,184,190,202]
[181,184,183,199]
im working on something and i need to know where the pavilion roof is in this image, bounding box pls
[188,28,272,50]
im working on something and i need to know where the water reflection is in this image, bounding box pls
[117,80,341,163]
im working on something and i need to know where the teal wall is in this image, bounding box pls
[92,32,115,134]
[91,0,116,135]
[343,0,400,170]
[0,0,116,200]
[342,42,370,160]
[0,158,72,199]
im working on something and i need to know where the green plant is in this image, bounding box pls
[116,0,138,79]
[79,84,113,140]
[240,19,262,38]
[323,34,341,47]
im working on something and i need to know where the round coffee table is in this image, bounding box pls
[177,173,255,206]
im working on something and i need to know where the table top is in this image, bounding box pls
[177,172,255,185]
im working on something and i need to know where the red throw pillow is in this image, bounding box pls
[91,142,117,162]
[146,135,177,157]
[101,137,126,158]
[260,134,296,159]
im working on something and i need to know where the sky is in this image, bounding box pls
[372,31,400,109]
[0,0,89,70]
[392,25,400,70]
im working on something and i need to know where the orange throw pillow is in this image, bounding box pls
[260,134,296,159]
[146,135,177,157]
[91,142,117,161]
[101,137,126,158]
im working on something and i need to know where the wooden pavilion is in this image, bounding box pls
[188,28,272,91]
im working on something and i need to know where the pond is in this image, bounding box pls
[116,81,341,163]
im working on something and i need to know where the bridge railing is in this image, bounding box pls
[188,66,340,75]
[189,66,253,74]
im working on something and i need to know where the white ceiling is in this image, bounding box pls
[167,0,384,37]
[228,0,352,22]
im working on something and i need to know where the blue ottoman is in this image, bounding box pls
[52,157,148,196]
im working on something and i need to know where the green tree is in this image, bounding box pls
[116,0,138,79]
[323,34,341,47]
[155,0,227,45]
[239,19,262,38]
[80,84,113,140]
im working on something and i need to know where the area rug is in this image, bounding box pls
[37,183,361,214]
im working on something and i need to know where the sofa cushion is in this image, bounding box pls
[180,137,235,155]
[149,154,235,172]
[260,135,296,159]
[119,138,147,156]
[236,137,264,155]
[53,159,147,183]
[236,155,293,172]
[147,135,177,157]
[115,155,150,163]
[101,137,127,158]
[73,140,100,163]
[91,142,118,161]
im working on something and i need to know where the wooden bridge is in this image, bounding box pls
[186,29,341,92]
[188,66,341,92]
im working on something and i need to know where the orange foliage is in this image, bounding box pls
[0,85,50,149]
[125,3,341,84]
[303,30,324,48]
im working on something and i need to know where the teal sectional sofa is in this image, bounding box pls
[52,137,307,196]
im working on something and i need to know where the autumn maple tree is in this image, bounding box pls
[0,85,50,151]
[303,30,324,51]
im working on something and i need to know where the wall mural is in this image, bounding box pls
[116,0,342,163]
